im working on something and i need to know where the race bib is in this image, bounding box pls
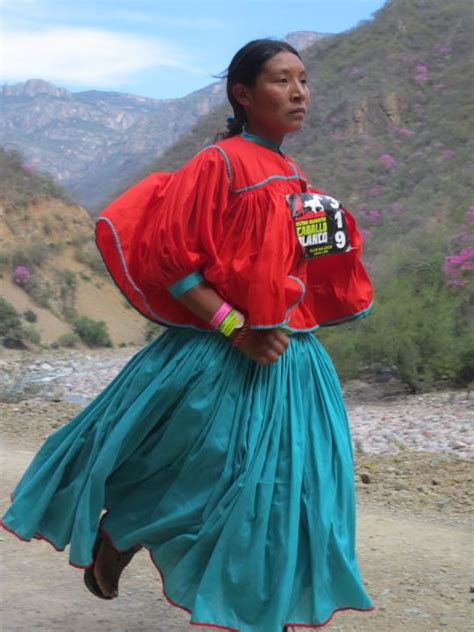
[286,193,351,259]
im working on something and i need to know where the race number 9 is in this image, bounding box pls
[335,230,346,249]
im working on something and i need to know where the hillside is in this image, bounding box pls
[124,0,474,389]
[0,148,149,349]
[0,32,326,210]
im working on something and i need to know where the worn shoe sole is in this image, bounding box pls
[84,523,142,600]
[83,526,114,600]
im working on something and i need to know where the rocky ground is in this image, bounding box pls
[0,346,472,631]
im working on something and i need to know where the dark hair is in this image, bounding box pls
[220,39,301,138]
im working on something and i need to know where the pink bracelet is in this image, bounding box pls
[209,302,233,329]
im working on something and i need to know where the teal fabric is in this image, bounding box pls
[168,270,204,297]
[241,129,283,154]
[1,329,373,630]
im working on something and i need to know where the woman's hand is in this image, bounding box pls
[173,282,290,365]
[235,328,290,366]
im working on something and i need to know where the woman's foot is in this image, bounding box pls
[84,531,142,599]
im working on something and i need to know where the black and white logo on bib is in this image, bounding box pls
[286,193,351,259]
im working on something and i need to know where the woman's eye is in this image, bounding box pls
[277,78,288,83]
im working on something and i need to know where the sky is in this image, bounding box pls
[1,0,387,100]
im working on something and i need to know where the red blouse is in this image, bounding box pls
[96,132,373,332]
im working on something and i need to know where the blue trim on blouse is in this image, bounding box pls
[319,303,373,327]
[240,130,282,154]
[203,145,233,188]
[96,216,211,332]
[233,130,304,193]
[168,271,204,297]
[233,173,300,194]
[251,274,308,330]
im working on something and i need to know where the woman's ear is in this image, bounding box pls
[232,83,252,108]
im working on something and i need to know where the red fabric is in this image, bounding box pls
[96,134,373,330]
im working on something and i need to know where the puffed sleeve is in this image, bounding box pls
[96,146,230,326]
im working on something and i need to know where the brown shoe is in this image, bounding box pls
[84,529,142,600]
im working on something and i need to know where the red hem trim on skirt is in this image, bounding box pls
[0,519,93,569]
[1,518,375,631]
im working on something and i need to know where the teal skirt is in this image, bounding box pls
[1,328,374,631]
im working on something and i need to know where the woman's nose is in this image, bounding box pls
[292,85,306,101]
[291,81,307,101]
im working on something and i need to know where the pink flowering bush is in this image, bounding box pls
[378,154,398,168]
[415,62,428,85]
[13,266,30,286]
[413,102,424,114]
[443,249,474,286]
[442,149,455,160]
[395,127,416,137]
[434,44,452,55]
[367,209,383,225]
[465,207,474,222]
[443,208,474,287]
[369,185,384,197]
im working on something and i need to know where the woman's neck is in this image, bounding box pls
[243,124,285,148]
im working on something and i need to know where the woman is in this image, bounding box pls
[1,39,374,630]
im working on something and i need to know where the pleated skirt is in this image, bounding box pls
[1,328,374,631]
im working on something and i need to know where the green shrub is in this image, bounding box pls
[72,315,112,348]
[0,252,11,273]
[0,298,26,347]
[23,277,52,308]
[62,306,77,322]
[144,320,165,342]
[55,332,81,348]
[23,309,38,323]
[456,343,474,386]
[23,325,41,345]
[74,246,108,277]
[56,269,77,311]
[11,244,50,269]
[56,269,77,289]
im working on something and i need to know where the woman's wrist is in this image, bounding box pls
[209,303,245,337]
[172,281,230,324]
[172,280,247,337]
[209,302,233,329]
[230,320,250,347]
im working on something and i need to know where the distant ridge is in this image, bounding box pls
[0,31,324,210]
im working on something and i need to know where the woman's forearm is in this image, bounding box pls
[173,281,229,324]
[173,280,289,366]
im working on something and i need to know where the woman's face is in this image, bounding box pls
[233,51,310,144]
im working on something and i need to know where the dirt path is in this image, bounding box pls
[0,438,472,632]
